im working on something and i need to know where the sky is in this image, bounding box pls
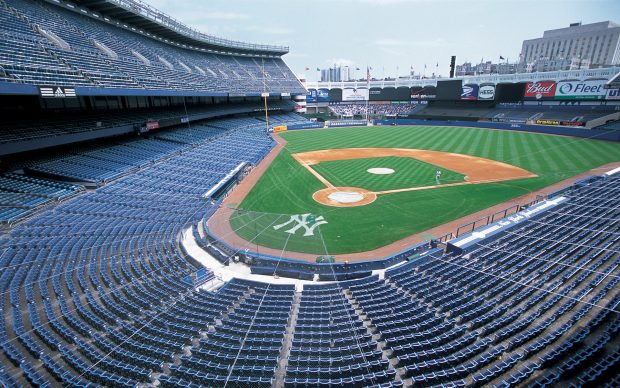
[147,0,619,81]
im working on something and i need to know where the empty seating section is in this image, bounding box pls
[0,137,619,386]
[408,104,618,124]
[0,173,82,224]
[595,120,620,130]
[28,137,185,183]
[0,113,314,386]
[170,279,293,387]
[377,175,619,386]
[0,99,294,146]
[22,113,308,184]
[285,281,393,387]
[0,0,304,94]
[0,5,617,379]
[258,112,316,129]
[482,106,616,123]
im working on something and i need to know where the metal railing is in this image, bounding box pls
[455,204,521,238]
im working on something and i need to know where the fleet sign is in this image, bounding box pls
[555,80,607,100]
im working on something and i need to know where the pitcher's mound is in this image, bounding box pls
[367,167,395,175]
[313,187,377,207]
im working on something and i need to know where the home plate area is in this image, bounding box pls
[327,191,365,203]
[313,187,377,207]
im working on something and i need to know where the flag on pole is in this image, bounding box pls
[305,67,310,71]
[355,67,360,71]
[316,67,320,71]
[499,55,505,60]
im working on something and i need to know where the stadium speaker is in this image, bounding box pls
[449,56,456,78]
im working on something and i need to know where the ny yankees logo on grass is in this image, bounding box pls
[273,214,327,237]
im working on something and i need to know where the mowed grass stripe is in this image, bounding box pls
[533,134,562,175]
[232,126,620,254]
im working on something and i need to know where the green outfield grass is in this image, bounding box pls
[311,156,465,192]
[229,125,620,255]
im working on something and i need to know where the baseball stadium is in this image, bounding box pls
[0,0,620,387]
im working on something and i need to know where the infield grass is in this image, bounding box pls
[230,125,620,254]
[312,156,465,192]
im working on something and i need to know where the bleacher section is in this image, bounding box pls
[0,0,304,94]
[329,103,416,118]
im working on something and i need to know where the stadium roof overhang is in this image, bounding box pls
[60,0,289,57]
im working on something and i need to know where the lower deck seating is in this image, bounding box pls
[0,111,618,387]
[0,173,83,224]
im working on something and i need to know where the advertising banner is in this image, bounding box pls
[555,80,606,100]
[411,87,436,100]
[524,81,556,100]
[560,121,586,127]
[477,85,495,100]
[306,89,317,103]
[606,88,620,100]
[535,119,560,126]
[146,121,160,130]
[342,88,369,101]
[39,86,77,98]
[460,84,478,100]
[317,88,330,102]
[369,88,382,101]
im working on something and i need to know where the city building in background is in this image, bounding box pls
[455,60,519,76]
[520,21,620,72]
[320,65,355,82]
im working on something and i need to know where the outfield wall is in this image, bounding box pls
[373,119,620,141]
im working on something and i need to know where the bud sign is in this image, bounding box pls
[524,82,556,99]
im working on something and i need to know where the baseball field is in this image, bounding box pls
[221,125,620,255]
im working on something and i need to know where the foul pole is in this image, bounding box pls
[262,59,269,132]
[365,66,372,123]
